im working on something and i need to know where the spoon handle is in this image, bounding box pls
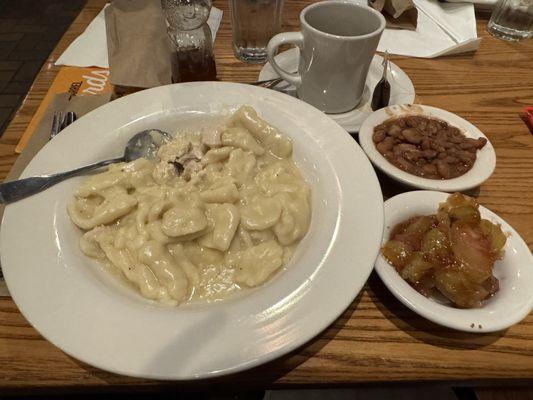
[0,156,125,204]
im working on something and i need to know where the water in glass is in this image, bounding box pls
[487,0,533,41]
[230,0,283,64]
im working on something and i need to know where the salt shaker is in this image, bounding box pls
[161,0,217,82]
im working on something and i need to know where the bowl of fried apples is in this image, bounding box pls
[375,191,533,332]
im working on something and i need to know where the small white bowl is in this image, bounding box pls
[359,104,496,192]
[375,190,533,333]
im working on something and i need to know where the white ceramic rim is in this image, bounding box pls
[375,190,533,333]
[0,82,384,379]
[300,1,386,41]
[359,104,497,191]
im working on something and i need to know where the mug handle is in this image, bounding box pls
[266,32,304,87]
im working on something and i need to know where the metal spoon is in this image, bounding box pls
[370,51,391,111]
[0,129,171,204]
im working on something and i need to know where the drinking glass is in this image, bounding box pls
[487,0,533,41]
[230,0,283,64]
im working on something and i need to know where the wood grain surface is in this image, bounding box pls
[1,0,533,393]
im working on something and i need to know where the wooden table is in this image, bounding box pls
[1,0,533,394]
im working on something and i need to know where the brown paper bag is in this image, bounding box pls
[370,0,418,30]
[105,0,173,88]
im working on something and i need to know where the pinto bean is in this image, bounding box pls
[461,138,483,150]
[459,141,474,150]
[458,151,475,163]
[431,141,446,153]
[392,143,415,157]
[402,128,423,144]
[422,149,437,159]
[449,132,464,144]
[436,159,450,179]
[376,138,394,155]
[444,156,459,164]
[475,137,488,149]
[443,141,455,149]
[373,116,483,180]
[465,138,478,147]
[415,119,428,131]
[397,118,407,128]
[373,130,386,143]
[383,136,395,147]
[426,120,439,134]
[436,131,449,142]
[387,124,402,137]
[456,164,469,174]
[406,116,421,128]
[396,143,418,152]
[395,156,416,173]
[422,163,437,176]
[404,150,423,162]
[447,148,459,157]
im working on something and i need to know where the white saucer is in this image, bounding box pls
[259,48,416,132]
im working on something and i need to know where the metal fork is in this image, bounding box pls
[50,111,77,139]
[252,77,285,89]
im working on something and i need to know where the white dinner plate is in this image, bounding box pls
[359,104,497,192]
[259,48,416,132]
[376,191,533,333]
[1,82,384,379]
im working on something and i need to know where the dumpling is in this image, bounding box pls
[221,126,265,155]
[200,182,239,203]
[240,196,282,230]
[68,186,137,230]
[223,148,257,186]
[161,206,207,237]
[229,241,284,287]
[230,106,292,158]
[198,204,240,251]
[273,192,311,246]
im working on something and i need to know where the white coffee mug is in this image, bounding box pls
[266,1,386,114]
